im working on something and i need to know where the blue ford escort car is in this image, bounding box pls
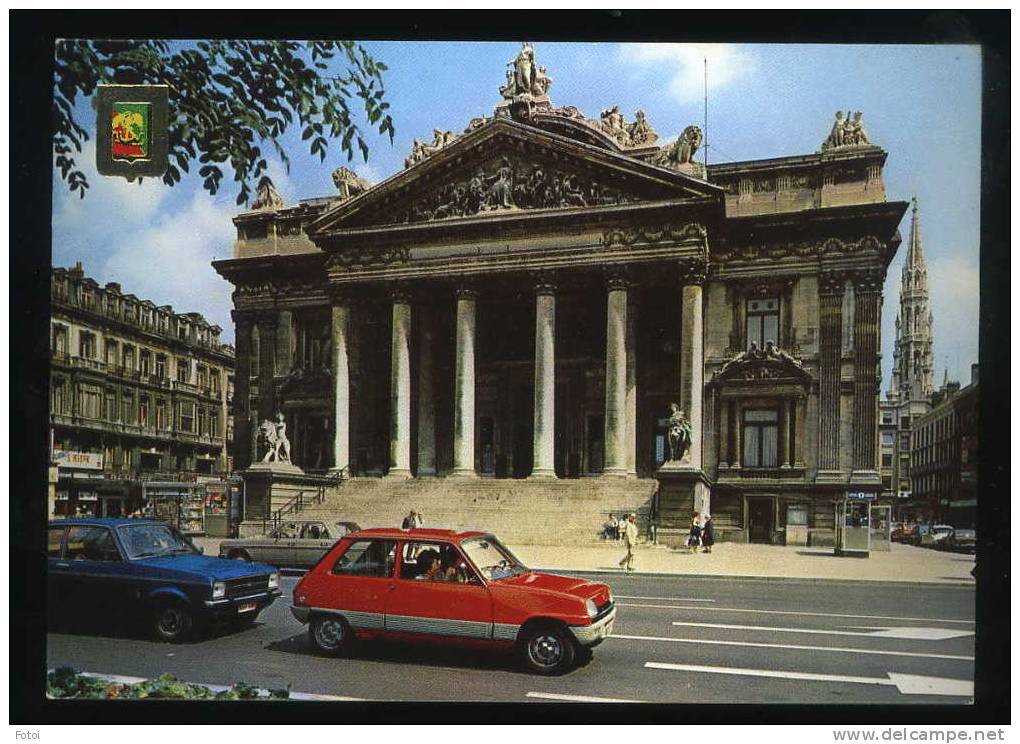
[48,518,281,642]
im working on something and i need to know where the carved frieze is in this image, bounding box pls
[602,222,707,249]
[716,235,884,263]
[397,155,637,224]
[326,245,411,271]
[711,341,811,386]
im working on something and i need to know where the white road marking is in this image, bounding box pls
[610,633,974,660]
[617,603,975,625]
[645,662,973,697]
[614,595,715,602]
[526,691,644,703]
[670,621,974,641]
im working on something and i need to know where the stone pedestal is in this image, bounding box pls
[238,461,335,536]
[651,464,710,547]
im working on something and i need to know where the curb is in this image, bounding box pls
[52,671,367,702]
[530,566,976,588]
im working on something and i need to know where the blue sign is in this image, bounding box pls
[847,491,878,501]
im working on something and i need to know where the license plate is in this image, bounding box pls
[237,601,258,614]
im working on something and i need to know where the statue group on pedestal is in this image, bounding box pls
[666,402,693,463]
[499,42,553,101]
[821,110,871,151]
[259,412,292,464]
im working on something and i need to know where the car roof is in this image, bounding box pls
[348,527,488,542]
[49,518,163,528]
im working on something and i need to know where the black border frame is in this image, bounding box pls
[11,9,1010,725]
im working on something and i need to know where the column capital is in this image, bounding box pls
[604,268,631,292]
[455,284,478,301]
[326,284,353,306]
[531,271,557,296]
[819,270,849,295]
[850,268,884,294]
[231,309,256,330]
[253,309,279,328]
[678,256,708,286]
[390,282,413,305]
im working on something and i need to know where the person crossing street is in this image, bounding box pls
[618,513,638,572]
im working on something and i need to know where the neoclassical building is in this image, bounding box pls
[214,44,907,543]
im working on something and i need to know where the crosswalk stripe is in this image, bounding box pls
[616,603,975,625]
[609,633,974,660]
[645,663,973,697]
[670,621,973,641]
[526,691,643,703]
[613,595,715,602]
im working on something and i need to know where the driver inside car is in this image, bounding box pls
[414,549,445,581]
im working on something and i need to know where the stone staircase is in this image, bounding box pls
[298,476,658,546]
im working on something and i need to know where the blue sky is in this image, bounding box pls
[52,41,981,391]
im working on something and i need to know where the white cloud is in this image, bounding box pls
[927,256,980,381]
[618,43,757,103]
[52,142,239,342]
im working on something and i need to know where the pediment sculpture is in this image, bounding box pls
[821,110,872,151]
[251,177,285,211]
[405,129,459,169]
[713,341,809,383]
[396,155,638,224]
[653,125,703,169]
[331,166,371,202]
[599,106,658,148]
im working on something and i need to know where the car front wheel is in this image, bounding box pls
[309,614,350,656]
[152,602,195,643]
[520,623,577,675]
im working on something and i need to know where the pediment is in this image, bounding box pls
[710,344,812,387]
[308,118,722,235]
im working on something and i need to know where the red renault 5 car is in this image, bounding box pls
[290,527,615,674]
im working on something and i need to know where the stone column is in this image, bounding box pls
[679,258,707,468]
[452,286,477,477]
[416,304,437,476]
[718,396,729,468]
[603,275,629,476]
[852,271,883,478]
[275,309,294,375]
[782,398,793,468]
[231,310,254,470]
[329,297,351,475]
[818,272,844,476]
[388,288,412,478]
[795,398,806,467]
[625,296,638,477]
[256,312,277,422]
[531,280,556,478]
[733,400,743,467]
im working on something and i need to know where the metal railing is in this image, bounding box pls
[260,468,344,534]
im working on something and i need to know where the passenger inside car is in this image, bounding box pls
[414,549,444,581]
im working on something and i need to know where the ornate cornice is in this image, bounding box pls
[709,342,812,387]
[716,235,884,264]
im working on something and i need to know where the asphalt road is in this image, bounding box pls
[46,572,975,704]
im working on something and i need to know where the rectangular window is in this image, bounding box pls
[881,454,893,467]
[743,409,779,467]
[139,395,150,426]
[48,527,65,558]
[65,525,121,562]
[104,339,119,366]
[881,432,895,446]
[179,401,195,432]
[210,370,220,394]
[156,399,168,429]
[155,354,167,379]
[882,476,892,490]
[210,412,220,438]
[79,385,101,419]
[198,408,208,436]
[746,298,780,350]
[79,332,96,359]
[901,415,911,429]
[51,378,67,415]
[122,345,135,371]
[177,359,190,383]
[122,391,135,424]
[139,350,151,376]
[104,389,118,421]
[331,540,397,578]
[197,365,208,388]
[52,324,69,355]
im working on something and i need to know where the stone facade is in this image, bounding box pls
[214,46,907,544]
[50,263,235,521]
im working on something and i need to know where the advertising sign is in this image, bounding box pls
[53,450,104,471]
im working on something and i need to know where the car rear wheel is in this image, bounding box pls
[152,602,194,643]
[520,623,577,675]
[228,549,252,562]
[309,614,350,656]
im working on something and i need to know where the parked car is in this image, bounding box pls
[921,524,955,549]
[945,528,976,553]
[219,520,361,569]
[290,527,615,675]
[48,518,281,642]
[892,522,921,545]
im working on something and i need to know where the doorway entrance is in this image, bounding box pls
[747,497,774,543]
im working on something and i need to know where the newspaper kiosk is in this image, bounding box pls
[834,490,879,557]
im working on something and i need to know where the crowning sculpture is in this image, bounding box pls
[654,125,704,168]
[331,166,370,202]
[251,177,284,211]
[499,42,553,101]
[821,110,872,151]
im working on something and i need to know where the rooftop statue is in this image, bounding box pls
[821,110,872,151]
[653,125,703,168]
[599,106,659,148]
[500,42,553,101]
[405,128,459,169]
[331,166,370,202]
[251,177,284,211]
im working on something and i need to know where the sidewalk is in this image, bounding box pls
[192,536,975,585]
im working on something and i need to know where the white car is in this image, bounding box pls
[921,524,954,549]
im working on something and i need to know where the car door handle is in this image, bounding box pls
[387,584,397,592]
[55,562,70,568]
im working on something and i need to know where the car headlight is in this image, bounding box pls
[585,599,598,618]
[212,581,226,600]
[268,572,280,590]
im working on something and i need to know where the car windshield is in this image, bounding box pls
[460,536,527,581]
[118,523,198,559]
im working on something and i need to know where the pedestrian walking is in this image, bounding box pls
[401,510,417,530]
[618,513,638,572]
[701,513,715,553]
[686,512,702,554]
